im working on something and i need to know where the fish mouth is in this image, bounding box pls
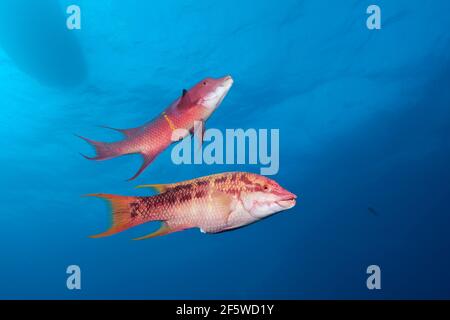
[277,198,296,208]
[277,192,297,208]
[205,75,233,107]
[219,75,233,90]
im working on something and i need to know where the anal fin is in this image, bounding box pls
[127,152,158,181]
[133,222,173,240]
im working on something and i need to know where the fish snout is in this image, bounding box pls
[280,190,297,201]
[219,75,234,88]
[277,190,297,209]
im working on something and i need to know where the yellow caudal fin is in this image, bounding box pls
[86,193,136,238]
[132,222,174,240]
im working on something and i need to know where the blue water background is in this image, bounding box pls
[0,0,449,299]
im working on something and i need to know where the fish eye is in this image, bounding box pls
[263,185,269,190]
[203,81,207,85]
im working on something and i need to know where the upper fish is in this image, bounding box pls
[78,76,233,180]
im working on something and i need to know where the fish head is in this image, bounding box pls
[191,75,234,114]
[240,174,297,219]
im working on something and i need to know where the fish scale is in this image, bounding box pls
[87,172,297,240]
[78,76,233,180]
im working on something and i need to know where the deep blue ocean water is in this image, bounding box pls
[0,0,449,299]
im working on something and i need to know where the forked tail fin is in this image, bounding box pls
[86,193,137,238]
[86,193,177,240]
[76,133,158,180]
[76,135,122,161]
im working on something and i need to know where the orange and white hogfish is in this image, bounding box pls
[78,76,233,180]
[87,172,297,240]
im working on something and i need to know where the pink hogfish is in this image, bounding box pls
[78,76,233,180]
[87,172,297,240]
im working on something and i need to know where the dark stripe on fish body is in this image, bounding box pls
[240,174,252,185]
[139,198,153,219]
[179,193,192,202]
[130,202,139,218]
[196,180,209,186]
[194,189,207,199]
[215,176,227,184]
[129,198,151,219]
[169,184,192,195]
[178,184,193,191]
[164,193,177,206]
[152,196,161,205]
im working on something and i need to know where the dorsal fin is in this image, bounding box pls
[98,125,142,138]
[135,183,173,193]
[177,89,193,109]
[135,179,198,193]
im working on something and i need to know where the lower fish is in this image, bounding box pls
[87,172,297,240]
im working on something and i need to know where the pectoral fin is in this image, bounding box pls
[197,120,205,147]
[196,191,235,234]
[189,120,205,149]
